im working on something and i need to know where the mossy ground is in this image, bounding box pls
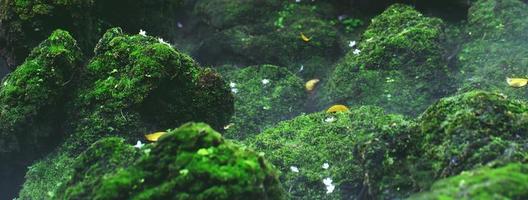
[2,0,528,199]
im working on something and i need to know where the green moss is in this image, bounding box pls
[457,39,528,99]
[218,64,306,140]
[408,163,528,200]
[56,123,285,200]
[0,29,82,157]
[247,106,420,199]
[195,1,342,79]
[56,137,142,199]
[0,0,183,67]
[418,91,528,181]
[467,0,528,41]
[322,4,454,116]
[18,28,235,199]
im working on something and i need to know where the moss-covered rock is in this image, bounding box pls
[467,0,528,41]
[247,106,420,199]
[408,163,528,200]
[55,137,142,199]
[18,28,235,199]
[322,4,454,116]
[218,64,306,140]
[456,0,528,101]
[0,0,183,68]
[194,1,343,79]
[0,29,82,156]
[0,30,83,197]
[55,123,285,200]
[417,91,528,181]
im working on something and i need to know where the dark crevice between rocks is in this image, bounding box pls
[0,57,9,80]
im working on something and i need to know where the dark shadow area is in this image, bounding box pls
[0,57,9,79]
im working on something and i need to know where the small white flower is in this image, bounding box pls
[299,64,304,72]
[353,49,361,55]
[290,166,299,173]
[323,177,333,185]
[322,163,329,169]
[295,0,301,2]
[348,41,356,48]
[263,106,271,110]
[134,140,144,149]
[323,177,335,194]
[231,88,238,94]
[177,22,184,28]
[326,184,335,194]
[324,117,336,123]
[139,29,147,36]
[261,79,270,85]
[158,38,171,46]
[229,82,237,88]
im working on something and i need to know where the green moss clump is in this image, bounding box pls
[467,0,528,41]
[0,0,183,67]
[194,1,343,79]
[408,163,528,199]
[322,4,454,116]
[18,28,235,199]
[247,106,420,199]
[418,91,528,180]
[218,65,307,140]
[456,0,528,101]
[0,29,82,158]
[55,123,285,200]
[56,137,142,199]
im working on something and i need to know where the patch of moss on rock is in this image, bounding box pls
[0,0,183,68]
[467,0,528,41]
[55,123,285,200]
[417,91,528,180]
[247,106,420,199]
[0,30,83,197]
[194,1,343,79]
[322,4,454,116]
[0,29,82,156]
[218,64,306,140]
[408,163,528,200]
[18,28,235,199]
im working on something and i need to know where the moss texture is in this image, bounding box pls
[218,64,306,140]
[322,4,455,116]
[456,0,528,101]
[0,0,183,68]
[247,106,420,199]
[193,0,344,79]
[18,28,235,199]
[417,91,528,180]
[409,163,528,200]
[467,0,528,41]
[55,123,285,200]
[0,29,82,156]
[0,30,83,197]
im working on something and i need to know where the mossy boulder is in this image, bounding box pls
[247,106,420,199]
[417,91,528,181]
[322,4,454,116]
[408,163,528,199]
[55,123,285,200]
[56,137,143,199]
[0,30,83,196]
[0,0,183,68]
[457,0,528,101]
[18,28,235,199]
[194,1,342,79]
[218,64,306,140]
[0,29,82,156]
[467,0,528,41]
